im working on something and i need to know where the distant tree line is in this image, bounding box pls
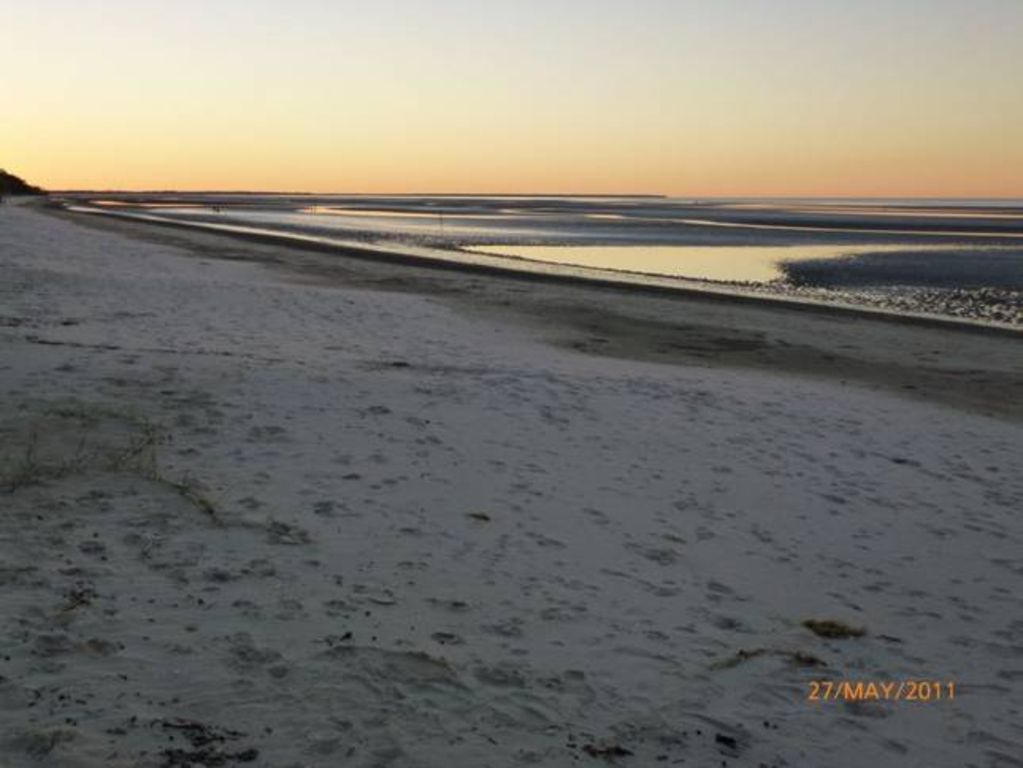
[0,170,46,196]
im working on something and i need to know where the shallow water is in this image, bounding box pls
[69,194,1023,290]
[466,243,1006,284]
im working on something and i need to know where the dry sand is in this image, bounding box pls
[2,200,1022,767]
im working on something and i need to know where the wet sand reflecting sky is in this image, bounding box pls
[67,194,1023,289]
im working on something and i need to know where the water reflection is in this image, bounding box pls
[299,206,500,220]
[64,193,1023,291]
[467,244,984,283]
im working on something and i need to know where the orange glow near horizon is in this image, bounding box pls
[4,1,1022,197]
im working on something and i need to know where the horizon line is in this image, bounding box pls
[50,189,1023,201]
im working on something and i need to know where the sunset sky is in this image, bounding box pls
[4,0,1021,196]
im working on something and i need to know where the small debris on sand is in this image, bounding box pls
[802,619,866,639]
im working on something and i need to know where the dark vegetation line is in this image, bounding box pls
[0,170,46,196]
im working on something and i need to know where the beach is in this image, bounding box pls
[2,199,1023,767]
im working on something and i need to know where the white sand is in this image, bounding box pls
[1,202,1022,767]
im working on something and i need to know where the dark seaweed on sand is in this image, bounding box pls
[802,619,866,639]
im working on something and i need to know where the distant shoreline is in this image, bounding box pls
[49,190,1023,204]
[53,190,669,199]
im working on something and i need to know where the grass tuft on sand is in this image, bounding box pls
[0,399,221,521]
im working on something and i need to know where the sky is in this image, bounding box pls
[3,0,1021,196]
